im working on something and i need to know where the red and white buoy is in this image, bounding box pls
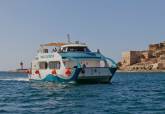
[65,68,71,76]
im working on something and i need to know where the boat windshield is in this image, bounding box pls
[66,46,91,52]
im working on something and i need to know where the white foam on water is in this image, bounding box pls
[0,78,29,81]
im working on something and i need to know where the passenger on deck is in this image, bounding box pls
[52,48,57,52]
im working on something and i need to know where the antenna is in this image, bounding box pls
[67,34,71,43]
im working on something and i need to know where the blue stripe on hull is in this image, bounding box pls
[42,68,81,83]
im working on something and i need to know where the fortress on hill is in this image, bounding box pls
[119,41,165,71]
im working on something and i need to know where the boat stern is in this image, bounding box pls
[77,67,117,83]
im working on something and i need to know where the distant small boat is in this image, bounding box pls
[28,40,117,83]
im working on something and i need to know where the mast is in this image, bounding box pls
[67,34,71,43]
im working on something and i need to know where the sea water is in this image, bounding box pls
[0,72,165,114]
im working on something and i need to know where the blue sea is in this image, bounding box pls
[0,72,165,114]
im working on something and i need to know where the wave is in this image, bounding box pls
[0,77,29,81]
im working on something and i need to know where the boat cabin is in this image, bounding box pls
[38,42,91,54]
[32,42,110,74]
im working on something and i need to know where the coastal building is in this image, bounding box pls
[121,51,152,66]
[160,41,165,48]
[158,55,165,69]
[148,44,159,52]
[121,51,140,66]
[120,41,165,70]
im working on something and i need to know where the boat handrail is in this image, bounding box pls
[101,56,117,68]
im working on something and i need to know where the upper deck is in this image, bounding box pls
[38,41,91,54]
[35,41,103,62]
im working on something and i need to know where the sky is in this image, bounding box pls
[0,0,165,71]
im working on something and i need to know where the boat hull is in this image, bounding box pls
[76,67,117,83]
[76,75,112,84]
[29,67,117,84]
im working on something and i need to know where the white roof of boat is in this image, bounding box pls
[40,42,66,47]
[40,42,87,48]
[61,43,87,48]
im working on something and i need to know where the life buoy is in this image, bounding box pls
[51,69,57,75]
[65,68,71,76]
[35,70,40,75]
[34,70,41,78]
[27,69,32,74]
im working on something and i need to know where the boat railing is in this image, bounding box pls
[102,56,118,68]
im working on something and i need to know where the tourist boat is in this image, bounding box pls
[28,41,117,83]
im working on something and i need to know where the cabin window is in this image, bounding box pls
[61,47,67,52]
[68,47,84,52]
[43,49,48,53]
[39,62,48,69]
[67,47,90,52]
[49,61,61,69]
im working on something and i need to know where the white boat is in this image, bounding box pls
[28,41,117,83]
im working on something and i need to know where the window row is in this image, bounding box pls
[39,61,60,69]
